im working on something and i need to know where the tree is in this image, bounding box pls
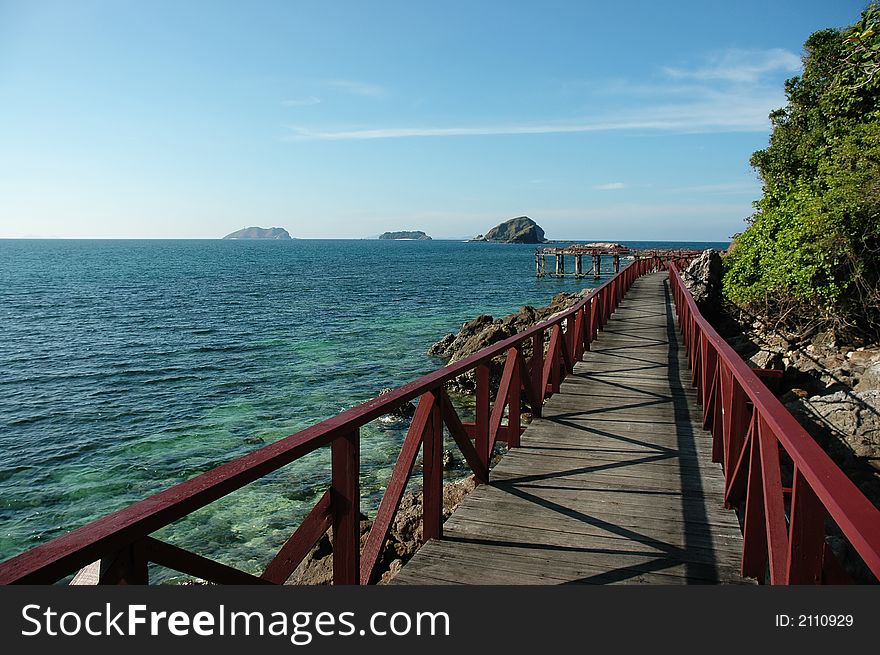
[724,4,880,341]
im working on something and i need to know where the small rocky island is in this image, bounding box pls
[473,216,547,243]
[378,231,432,240]
[222,227,291,240]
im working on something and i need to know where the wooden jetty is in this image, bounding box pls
[393,271,748,584]
[535,244,704,278]
[1,258,878,586]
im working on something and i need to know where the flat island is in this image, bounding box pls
[378,231,432,240]
[223,227,292,240]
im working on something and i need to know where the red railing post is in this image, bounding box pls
[724,379,750,486]
[531,330,544,416]
[786,467,826,584]
[573,307,584,361]
[331,430,360,585]
[423,391,443,541]
[584,298,596,350]
[741,416,767,580]
[475,363,491,483]
[508,349,521,449]
[757,418,788,584]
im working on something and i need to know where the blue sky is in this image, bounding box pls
[0,0,868,240]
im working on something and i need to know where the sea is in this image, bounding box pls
[0,238,727,581]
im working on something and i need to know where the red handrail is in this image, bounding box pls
[668,263,880,583]
[0,257,663,585]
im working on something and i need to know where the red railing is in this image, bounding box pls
[668,264,880,583]
[0,257,663,585]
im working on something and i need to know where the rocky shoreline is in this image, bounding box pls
[427,289,590,395]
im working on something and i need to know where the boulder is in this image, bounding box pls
[786,390,880,478]
[855,362,880,392]
[680,249,723,317]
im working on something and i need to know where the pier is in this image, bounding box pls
[535,245,705,278]
[1,258,878,586]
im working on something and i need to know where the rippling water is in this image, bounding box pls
[0,238,725,580]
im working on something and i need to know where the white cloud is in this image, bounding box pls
[662,48,801,84]
[594,182,626,190]
[282,96,321,107]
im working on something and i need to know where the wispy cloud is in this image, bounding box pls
[323,79,385,97]
[284,48,799,142]
[282,96,321,107]
[283,103,775,140]
[662,48,801,83]
[594,182,626,190]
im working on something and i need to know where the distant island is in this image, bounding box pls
[378,231,432,240]
[222,227,291,240]
[473,216,547,244]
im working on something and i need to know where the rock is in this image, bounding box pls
[680,249,723,317]
[475,216,547,243]
[427,292,587,396]
[748,349,784,370]
[378,231,431,240]
[379,559,403,585]
[846,348,880,367]
[786,390,880,478]
[855,362,880,392]
[810,329,838,354]
[222,226,291,240]
[427,333,456,358]
[379,388,416,418]
[376,388,416,428]
[442,449,457,468]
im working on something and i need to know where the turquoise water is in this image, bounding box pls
[0,238,726,580]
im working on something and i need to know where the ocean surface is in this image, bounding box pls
[0,238,727,581]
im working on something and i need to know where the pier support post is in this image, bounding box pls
[592,254,600,278]
[613,254,620,274]
[574,255,582,277]
[555,254,564,276]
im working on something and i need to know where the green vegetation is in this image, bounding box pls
[724,4,880,340]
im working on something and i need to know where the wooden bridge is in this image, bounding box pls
[393,272,747,584]
[1,259,879,585]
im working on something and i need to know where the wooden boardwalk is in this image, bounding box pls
[393,271,751,585]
